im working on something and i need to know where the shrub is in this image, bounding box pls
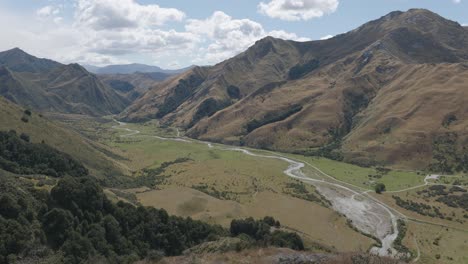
[375,183,386,194]
[19,133,30,142]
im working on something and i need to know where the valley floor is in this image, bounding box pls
[59,116,468,264]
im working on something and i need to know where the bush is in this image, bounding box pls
[24,109,32,116]
[19,133,30,142]
[230,217,303,250]
[269,230,304,250]
[374,183,386,194]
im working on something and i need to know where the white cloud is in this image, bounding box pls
[75,0,185,30]
[83,29,197,56]
[37,6,60,17]
[2,2,309,68]
[320,34,333,40]
[186,11,309,64]
[258,0,339,21]
[462,23,468,26]
[453,0,461,4]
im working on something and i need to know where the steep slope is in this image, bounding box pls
[121,9,468,171]
[122,37,302,123]
[0,49,129,116]
[0,96,124,178]
[45,64,129,115]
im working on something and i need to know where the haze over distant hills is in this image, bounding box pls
[84,63,193,75]
[121,9,468,171]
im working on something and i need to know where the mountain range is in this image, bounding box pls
[1,9,467,171]
[0,48,129,116]
[120,9,468,171]
[84,63,193,75]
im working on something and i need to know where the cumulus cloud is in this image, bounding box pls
[186,11,309,64]
[83,29,197,56]
[70,0,195,62]
[258,0,339,21]
[3,1,309,67]
[37,6,60,17]
[75,0,185,30]
[36,5,63,23]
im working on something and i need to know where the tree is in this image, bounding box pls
[375,183,386,194]
[42,208,74,248]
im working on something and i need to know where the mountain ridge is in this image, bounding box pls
[0,50,129,116]
[0,47,62,73]
[85,63,193,75]
[120,8,468,171]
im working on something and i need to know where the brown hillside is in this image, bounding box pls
[121,9,468,171]
[0,49,129,116]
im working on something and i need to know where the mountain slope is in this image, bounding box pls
[0,96,124,178]
[121,9,468,171]
[0,49,129,116]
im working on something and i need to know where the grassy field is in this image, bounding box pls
[61,118,467,263]
[273,153,426,192]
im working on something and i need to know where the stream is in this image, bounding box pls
[112,120,401,257]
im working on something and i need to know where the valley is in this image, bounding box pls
[60,116,467,263]
[1,6,468,264]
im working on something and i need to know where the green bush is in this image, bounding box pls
[374,183,386,194]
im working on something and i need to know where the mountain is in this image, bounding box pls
[0,49,129,116]
[98,71,172,101]
[121,9,468,171]
[0,47,61,73]
[85,63,193,75]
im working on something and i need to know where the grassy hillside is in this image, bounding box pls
[0,97,124,178]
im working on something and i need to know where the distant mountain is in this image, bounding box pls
[85,63,193,75]
[0,48,129,116]
[98,72,172,101]
[121,9,468,171]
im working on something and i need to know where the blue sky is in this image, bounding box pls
[0,0,466,68]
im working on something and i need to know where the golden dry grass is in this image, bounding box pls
[137,187,374,253]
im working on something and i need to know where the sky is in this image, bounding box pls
[0,0,466,69]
